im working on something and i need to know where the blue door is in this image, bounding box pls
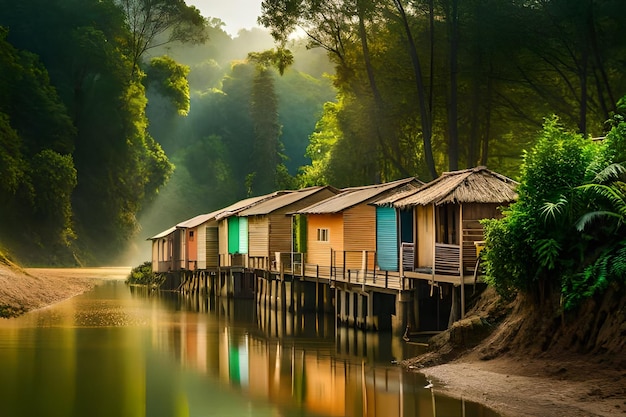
[376,206,398,271]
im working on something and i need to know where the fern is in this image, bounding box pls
[609,240,626,280]
[535,238,561,270]
[563,240,626,310]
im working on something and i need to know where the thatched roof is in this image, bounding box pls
[372,183,424,206]
[393,167,518,208]
[297,178,420,214]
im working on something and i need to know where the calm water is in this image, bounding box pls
[0,271,501,417]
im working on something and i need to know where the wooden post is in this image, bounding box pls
[432,204,436,280]
[361,250,367,289]
[459,204,465,320]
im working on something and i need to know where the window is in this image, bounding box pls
[316,228,329,242]
[189,230,195,241]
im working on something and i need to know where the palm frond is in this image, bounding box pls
[593,163,626,184]
[576,210,622,231]
[540,195,568,223]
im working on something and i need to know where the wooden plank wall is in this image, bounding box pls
[187,227,198,269]
[343,204,376,269]
[416,205,434,269]
[307,213,343,267]
[218,219,229,266]
[268,213,292,256]
[248,216,269,257]
[461,203,500,273]
[206,226,219,268]
[196,225,206,270]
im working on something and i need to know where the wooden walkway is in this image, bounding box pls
[264,253,480,293]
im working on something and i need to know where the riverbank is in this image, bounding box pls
[0,261,129,317]
[413,352,626,417]
[403,287,626,417]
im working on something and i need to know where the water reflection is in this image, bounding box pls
[0,279,501,417]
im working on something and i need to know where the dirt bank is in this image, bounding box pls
[0,261,129,317]
[403,287,626,417]
[412,352,626,417]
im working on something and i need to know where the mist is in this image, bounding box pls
[127,25,336,266]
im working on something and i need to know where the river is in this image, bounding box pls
[0,269,501,417]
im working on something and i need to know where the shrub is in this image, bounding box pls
[126,261,163,286]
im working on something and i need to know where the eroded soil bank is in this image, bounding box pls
[403,287,626,417]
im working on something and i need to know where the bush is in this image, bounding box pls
[126,261,163,286]
[482,116,606,303]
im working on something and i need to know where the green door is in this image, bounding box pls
[228,217,239,254]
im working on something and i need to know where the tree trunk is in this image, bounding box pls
[356,0,412,180]
[393,0,437,179]
[446,0,459,171]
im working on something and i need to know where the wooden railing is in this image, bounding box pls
[434,243,460,275]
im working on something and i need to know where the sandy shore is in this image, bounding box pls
[0,264,130,317]
[411,350,626,416]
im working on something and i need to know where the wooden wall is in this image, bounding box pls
[461,202,502,272]
[306,213,343,267]
[344,204,376,269]
[248,216,269,258]
[416,205,434,269]
[205,226,219,268]
[186,227,198,269]
[218,219,229,266]
[268,213,292,256]
[196,220,218,270]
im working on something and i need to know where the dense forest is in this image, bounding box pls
[0,0,625,266]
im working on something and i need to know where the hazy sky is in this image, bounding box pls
[188,0,263,36]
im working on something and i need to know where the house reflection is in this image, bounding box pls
[146,301,496,417]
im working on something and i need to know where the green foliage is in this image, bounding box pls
[126,261,164,286]
[29,150,77,246]
[249,65,283,194]
[0,113,24,196]
[563,240,626,310]
[116,0,208,75]
[260,0,626,183]
[0,2,175,264]
[482,216,534,299]
[483,108,626,309]
[298,101,341,186]
[146,56,191,115]
[482,117,605,301]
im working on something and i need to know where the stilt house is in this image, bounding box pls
[174,210,222,271]
[216,192,287,268]
[235,186,340,270]
[149,226,180,273]
[296,178,421,275]
[392,167,518,283]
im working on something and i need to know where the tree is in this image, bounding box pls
[145,55,191,115]
[0,1,175,263]
[29,150,78,252]
[392,0,436,178]
[115,0,208,76]
[248,49,294,194]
